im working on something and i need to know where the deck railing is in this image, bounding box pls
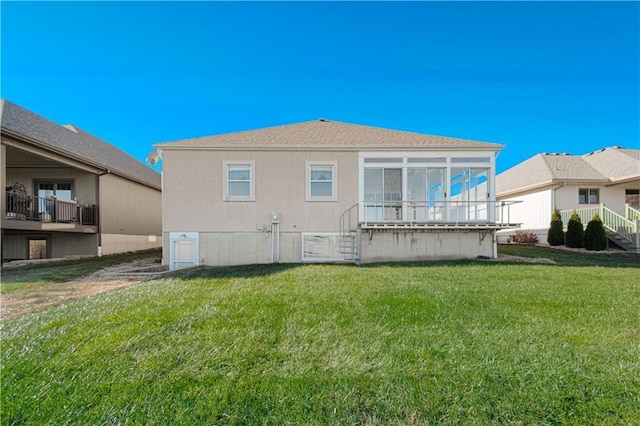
[5,191,97,226]
[360,200,520,226]
[560,204,639,243]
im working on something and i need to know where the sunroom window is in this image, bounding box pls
[359,154,496,223]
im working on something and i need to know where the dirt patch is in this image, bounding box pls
[1,256,161,322]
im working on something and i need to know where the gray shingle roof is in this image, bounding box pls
[497,147,639,196]
[582,147,640,180]
[1,100,160,189]
[155,119,503,151]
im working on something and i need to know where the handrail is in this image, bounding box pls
[359,199,521,226]
[626,204,640,221]
[560,204,638,243]
[338,203,359,260]
[559,207,599,227]
[5,191,97,226]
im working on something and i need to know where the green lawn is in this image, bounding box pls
[2,247,639,424]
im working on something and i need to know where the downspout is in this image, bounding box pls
[551,181,565,211]
[492,150,499,258]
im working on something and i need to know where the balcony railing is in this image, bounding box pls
[5,191,97,226]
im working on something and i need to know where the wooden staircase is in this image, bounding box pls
[560,204,640,253]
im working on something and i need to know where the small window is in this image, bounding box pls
[579,188,599,204]
[306,162,337,201]
[223,161,254,201]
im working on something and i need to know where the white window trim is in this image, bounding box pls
[306,161,338,202]
[578,188,600,205]
[223,161,255,201]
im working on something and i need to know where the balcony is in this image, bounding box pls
[5,191,97,227]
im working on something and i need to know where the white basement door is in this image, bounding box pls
[170,232,198,270]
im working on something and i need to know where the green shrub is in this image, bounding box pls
[565,210,584,248]
[547,208,565,246]
[584,214,607,251]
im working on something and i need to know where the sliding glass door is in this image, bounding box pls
[449,168,489,221]
[364,168,402,221]
[407,168,445,221]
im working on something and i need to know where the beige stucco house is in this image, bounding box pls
[155,119,518,269]
[496,147,640,250]
[1,100,162,262]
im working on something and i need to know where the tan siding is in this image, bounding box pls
[99,174,161,236]
[162,150,359,233]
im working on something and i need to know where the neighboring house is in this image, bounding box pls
[496,147,640,250]
[1,100,162,262]
[155,119,517,269]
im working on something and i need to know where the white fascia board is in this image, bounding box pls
[156,145,503,152]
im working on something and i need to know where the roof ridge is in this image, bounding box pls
[155,119,503,149]
[538,153,558,177]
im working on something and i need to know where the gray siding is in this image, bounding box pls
[5,167,97,204]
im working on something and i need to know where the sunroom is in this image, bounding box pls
[357,152,498,226]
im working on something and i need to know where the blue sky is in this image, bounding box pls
[1,1,638,173]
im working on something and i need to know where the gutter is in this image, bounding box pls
[152,144,504,152]
[497,178,611,199]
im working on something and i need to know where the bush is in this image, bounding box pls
[584,214,607,251]
[565,210,584,248]
[508,230,539,244]
[547,208,565,246]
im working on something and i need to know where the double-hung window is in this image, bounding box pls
[578,188,599,204]
[224,161,255,201]
[306,161,337,201]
